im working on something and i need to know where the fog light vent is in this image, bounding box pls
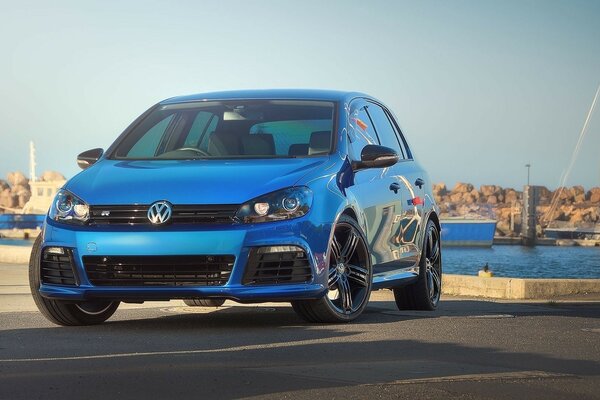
[243,246,312,285]
[41,247,78,286]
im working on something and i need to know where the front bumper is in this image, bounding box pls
[39,217,332,303]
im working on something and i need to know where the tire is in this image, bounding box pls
[183,298,226,307]
[292,214,372,323]
[393,219,442,311]
[29,235,120,326]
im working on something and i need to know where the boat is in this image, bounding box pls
[0,142,64,236]
[440,218,497,247]
[544,225,600,241]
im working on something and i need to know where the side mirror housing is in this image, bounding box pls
[352,144,399,171]
[77,148,104,170]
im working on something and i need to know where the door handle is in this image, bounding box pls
[389,182,401,194]
[415,178,424,189]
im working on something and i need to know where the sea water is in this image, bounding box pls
[443,245,600,279]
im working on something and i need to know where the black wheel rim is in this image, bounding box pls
[425,224,442,305]
[327,222,370,315]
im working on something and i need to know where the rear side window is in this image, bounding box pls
[366,104,405,158]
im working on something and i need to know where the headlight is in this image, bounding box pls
[235,187,313,223]
[48,189,89,224]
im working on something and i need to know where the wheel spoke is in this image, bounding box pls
[338,277,353,312]
[328,267,339,288]
[430,241,440,264]
[347,264,369,287]
[431,266,441,293]
[340,230,359,261]
[427,228,434,258]
[331,236,342,261]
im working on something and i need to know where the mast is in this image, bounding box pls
[29,141,36,183]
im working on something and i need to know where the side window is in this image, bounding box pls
[127,114,174,158]
[387,111,412,159]
[348,105,379,160]
[366,103,404,158]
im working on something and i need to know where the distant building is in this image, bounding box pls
[22,178,65,214]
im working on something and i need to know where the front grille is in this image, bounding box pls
[88,204,239,225]
[83,255,234,286]
[41,248,78,286]
[243,247,312,285]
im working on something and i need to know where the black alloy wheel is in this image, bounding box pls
[29,235,120,326]
[292,214,372,322]
[394,219,442,311]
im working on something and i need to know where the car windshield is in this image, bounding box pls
[111,100,335,160]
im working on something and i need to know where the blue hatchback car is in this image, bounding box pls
[30,89,442,325]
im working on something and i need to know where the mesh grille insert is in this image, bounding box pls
[41,248,78,286]
[83,255,235,287]
[243,247,312,285]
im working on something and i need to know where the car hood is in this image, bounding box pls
[66,158,329,205]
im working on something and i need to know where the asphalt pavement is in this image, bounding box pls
[0,262,599,400]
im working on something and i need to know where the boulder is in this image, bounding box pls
[40,171,66,181]
[452,182,473,193]
[0,179,9,192]
[0,189,17,209]
[505,189,519,204]
[587,187,600,203]
[449,193,463,203]
[487,195,498,205]
[480,185,497,197]
[7,171,28,187]
[432,183,447,196]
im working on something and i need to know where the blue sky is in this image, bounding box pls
[1,0,599,190]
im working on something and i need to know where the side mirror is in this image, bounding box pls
[77,148,104,170]
[352,144,399,171]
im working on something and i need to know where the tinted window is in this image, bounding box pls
[366,104,404,158]
[347,105,379,161]
[249,119,333,155]
[184,111,218,148]
[126,114,174,158]
[113,101,335,159]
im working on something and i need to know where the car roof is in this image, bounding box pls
[160,89,371,105]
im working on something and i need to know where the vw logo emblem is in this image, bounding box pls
[147,201,172,225]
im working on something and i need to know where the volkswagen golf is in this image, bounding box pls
[30,89,442,325]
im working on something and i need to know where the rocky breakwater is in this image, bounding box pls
[433,182,600,237]
[0,171,65,212]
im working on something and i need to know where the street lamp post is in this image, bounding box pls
[525,164,531,186]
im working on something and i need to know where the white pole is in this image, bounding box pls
[29,141,37,183]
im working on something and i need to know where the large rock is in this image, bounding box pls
[587,187,600,203]
[504,189,519,204]
[432,183,447,197]
[40,171,66,181]
[452,182,473,193]
[0,179,9,192]
[0,189,17,209]
[7,171,28,187]
[480,185,498,197]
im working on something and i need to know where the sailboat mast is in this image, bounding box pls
[29,141,36,183]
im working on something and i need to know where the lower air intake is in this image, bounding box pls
[243,246,312,285]
[83,255,235,287]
